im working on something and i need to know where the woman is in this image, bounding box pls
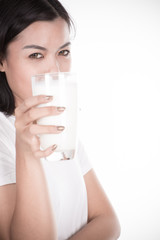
[0,0,120,239]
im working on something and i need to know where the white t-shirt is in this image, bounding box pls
[0,112,92,240]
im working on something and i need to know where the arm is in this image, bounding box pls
[11,95,59,240]
[10,147,56,240]
[0,95,61,240]
[0,163,56,240]
[69,169,121,240]
[0,184,16,240]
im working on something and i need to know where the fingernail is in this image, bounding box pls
[57,107,65,112]
[44,96,53,101]
[57,126,65,131]
[51,144,57,151]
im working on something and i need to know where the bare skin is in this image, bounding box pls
[0,18,120,240]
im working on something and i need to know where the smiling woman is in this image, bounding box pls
[0,0,120,240]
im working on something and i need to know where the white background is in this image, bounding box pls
[61,0,160,239]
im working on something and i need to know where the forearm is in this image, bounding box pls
[10,149,57,240]
[68,215,120,240]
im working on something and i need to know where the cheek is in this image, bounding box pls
[5,64,27,87]
[5,62,32,97]
[58,58,72,72]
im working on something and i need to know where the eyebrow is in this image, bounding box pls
[22,42,71,51]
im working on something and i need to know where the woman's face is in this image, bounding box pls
[1,18,71,107]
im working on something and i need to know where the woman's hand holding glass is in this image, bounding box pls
[14,95,65,159]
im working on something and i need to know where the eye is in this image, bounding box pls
[58,50,70,57]
[29,53,44,59]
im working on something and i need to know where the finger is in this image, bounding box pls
[28,124,65,135]
[22,106,65,125]
[16,95,53,115]
[34,144,58,159]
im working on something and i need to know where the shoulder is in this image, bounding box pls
[0,112,15,153]
[0,111,15,127]
[76,140,92,176]
[0,112,16,186]
[0,111,15,138]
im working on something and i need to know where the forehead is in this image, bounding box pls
[8,18,70,50]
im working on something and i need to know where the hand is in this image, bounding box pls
[15,95,65,159]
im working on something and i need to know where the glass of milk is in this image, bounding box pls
[32,72,78,161]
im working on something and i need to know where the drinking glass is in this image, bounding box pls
[32,72,78,161]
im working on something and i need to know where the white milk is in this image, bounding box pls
[32,73,77,160]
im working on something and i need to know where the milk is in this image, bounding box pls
[32,73,78,160]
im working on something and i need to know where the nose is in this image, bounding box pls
[46,57,60,73]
